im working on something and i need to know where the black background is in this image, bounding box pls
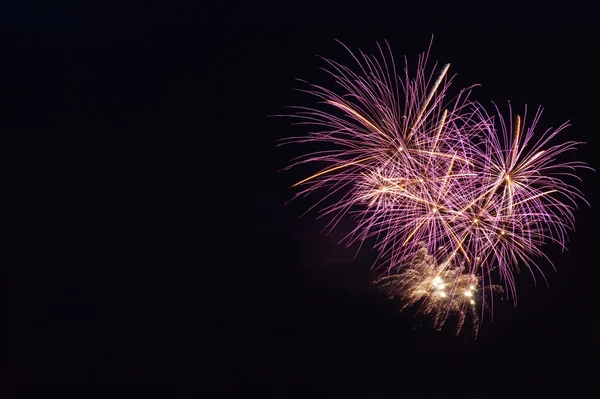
[4,2,599,398]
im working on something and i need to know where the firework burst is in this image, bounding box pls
[280,40,481,264]
[279,39,589,334]
[375,244,503,336]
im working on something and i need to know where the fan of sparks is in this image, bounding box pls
[375,243,504,336]
[280,40,589,335]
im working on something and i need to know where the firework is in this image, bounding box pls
[279,40,482,266]
[280,39,589,333]
[456,103,590,301]
[375,244,503,336]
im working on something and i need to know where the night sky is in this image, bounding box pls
[4,2,599,398]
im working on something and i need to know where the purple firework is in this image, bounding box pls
[280,39,589,331]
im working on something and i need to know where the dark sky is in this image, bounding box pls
[4,2,599,398]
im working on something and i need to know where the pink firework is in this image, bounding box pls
[280,40,480,261]
[454,103,591,302]
[280,40,589,328]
